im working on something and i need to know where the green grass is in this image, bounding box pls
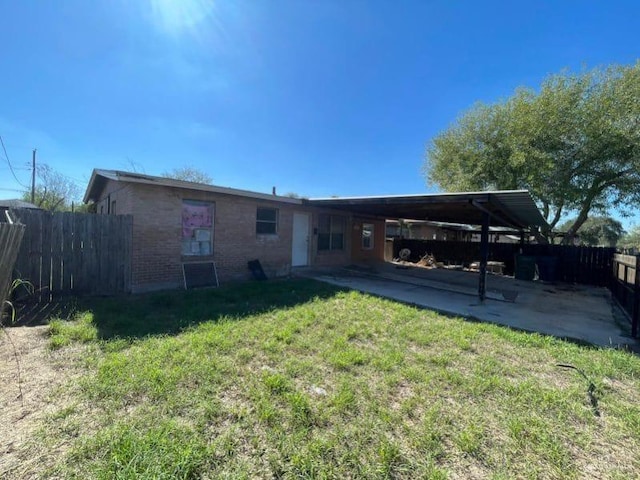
[40,278,640,479]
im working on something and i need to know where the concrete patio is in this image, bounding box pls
[295,262,638,350]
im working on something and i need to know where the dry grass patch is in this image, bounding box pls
[0,325,90,479]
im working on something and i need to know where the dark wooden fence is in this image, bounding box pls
[611,254,640,337]
[10,209,133,299]
[0,219,25,313]
[392,239,615,287]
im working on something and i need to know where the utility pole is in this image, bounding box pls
[31,149,36,203]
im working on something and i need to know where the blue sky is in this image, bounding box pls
[0,1,638,226]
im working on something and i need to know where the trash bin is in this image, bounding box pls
[537,256,558,282]
[515,255,536,281]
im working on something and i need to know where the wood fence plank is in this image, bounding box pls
[96,215,111,295]
[111,216,123,293]
[114,217,124,293]
[84,213,95,294]
[61,213,74,294]
[0,223,25,307]
[112,217,120,293]
[29,211,43,299]
[40,212,52,301]
[90,214,101,294]
[73,213,93,293]
[123,215,132,293]
[108,215,117,294]
[8,209,132,299]
[11,212,33,304]
[50,213,63,294]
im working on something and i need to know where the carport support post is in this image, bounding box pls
[478,211,490,302]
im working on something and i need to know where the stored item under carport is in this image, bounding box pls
[515,255,537,281]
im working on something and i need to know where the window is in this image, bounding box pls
[182,200,214,256]
[362,223,374,250]
[257,207,278,235]
[110,200,116,215]
[318,214,345,251]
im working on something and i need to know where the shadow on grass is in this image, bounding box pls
[65,278,344,341]
[10,299,75,327]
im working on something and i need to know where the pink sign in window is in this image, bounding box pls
[182,200,214,256]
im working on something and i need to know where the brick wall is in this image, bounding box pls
[92,181,380,292]
[213,193,298,283]
[125,184,359,292]
[351,217,386,263]
[129,184,183,291]
[95,179,134,216]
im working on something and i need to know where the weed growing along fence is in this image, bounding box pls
[10,209,132,299]
[0,219,25,313]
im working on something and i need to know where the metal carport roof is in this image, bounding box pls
[307,189,547,302]
[306,190,547,230]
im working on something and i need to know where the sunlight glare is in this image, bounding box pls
[149,0,216,37]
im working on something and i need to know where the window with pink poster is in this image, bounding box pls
[181,200,214,256]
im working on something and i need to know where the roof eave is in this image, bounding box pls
[83,169,304,205]
[82,169,100,204]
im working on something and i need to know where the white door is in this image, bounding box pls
[292,213,310,266]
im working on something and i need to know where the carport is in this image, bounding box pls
[308,190,547,301]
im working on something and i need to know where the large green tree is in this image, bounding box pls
[558,216,625,247]
[424,63,640,244]
[619,225,640,250]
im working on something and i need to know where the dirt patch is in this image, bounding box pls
[0,326,85,479]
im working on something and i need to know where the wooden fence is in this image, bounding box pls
[610,254,640,337]
[392,239,615,287]
[0,219,25,313]
[10,209,133,299]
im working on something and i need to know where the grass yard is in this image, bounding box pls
[16,279,640,478]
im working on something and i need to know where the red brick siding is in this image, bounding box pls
[95,180,135,216]
[128,185,358,292]
[351,218,386,262]
[308,212,350,267]
[94,182,359,292]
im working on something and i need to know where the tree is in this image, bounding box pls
[619,225,640,250]
[23,164,81,212]
[559,216,625,247]
[424,63,640,244]
[162,166,212,184]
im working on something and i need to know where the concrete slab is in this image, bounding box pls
[294,263,638,350]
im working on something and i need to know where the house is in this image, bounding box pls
[83,170,386,293]
[83,170,546,298]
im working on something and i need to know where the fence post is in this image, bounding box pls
[632,254,640,338]
[623,263,629,308]
[610,251,615,292]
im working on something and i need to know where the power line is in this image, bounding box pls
[0,187,27,193]
[0,135,30,189]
